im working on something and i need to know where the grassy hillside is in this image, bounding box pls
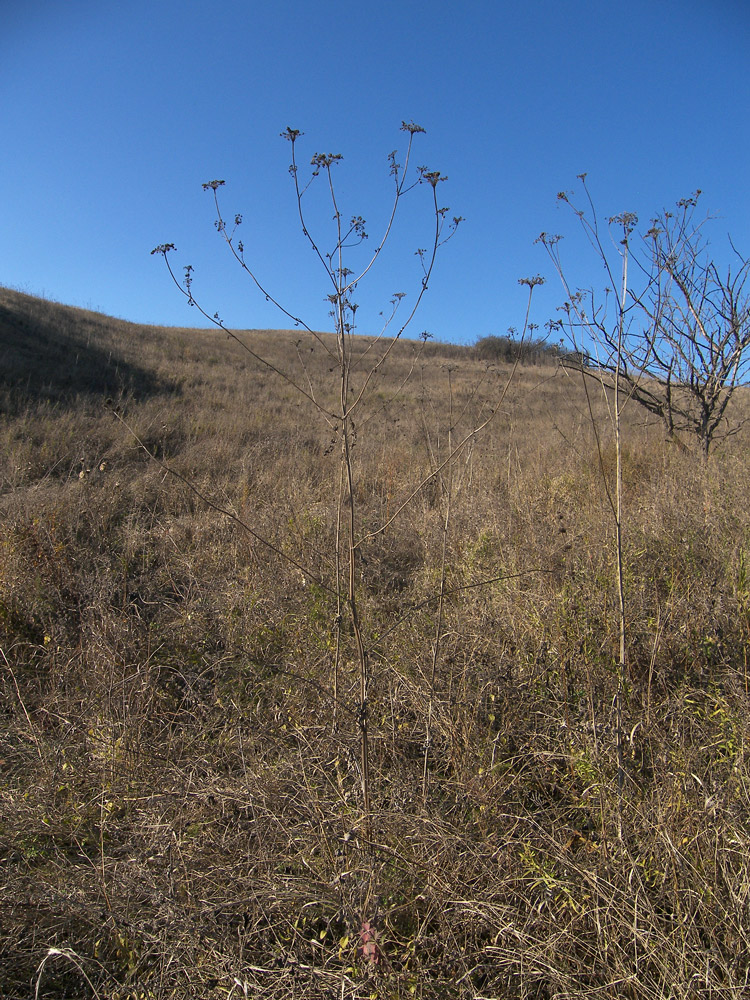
[2,285,750,999]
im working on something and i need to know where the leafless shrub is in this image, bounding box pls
[540,179,750,458]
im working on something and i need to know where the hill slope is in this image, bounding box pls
[2,288,750,999]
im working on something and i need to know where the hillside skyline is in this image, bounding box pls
[2,0,749,344]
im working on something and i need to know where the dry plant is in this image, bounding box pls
[540,177,750,844]
[540,192,642,841]
[150,123,470,839]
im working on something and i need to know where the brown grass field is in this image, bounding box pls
[2,285,750,999]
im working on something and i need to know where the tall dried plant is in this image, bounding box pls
[151,122,462,838]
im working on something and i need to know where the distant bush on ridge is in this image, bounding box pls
[473,333,575,366]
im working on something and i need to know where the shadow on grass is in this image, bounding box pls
[0,288,178,414]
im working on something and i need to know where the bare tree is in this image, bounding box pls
[540,180,750,457]
[642,195,750,456]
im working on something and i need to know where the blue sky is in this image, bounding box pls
[2,0,749,345]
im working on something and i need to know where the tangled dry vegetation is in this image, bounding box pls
[2,286,750,999]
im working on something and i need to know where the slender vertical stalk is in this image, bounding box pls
[332,460,346,733]
[614,235,629,842]
[329,221,372,830]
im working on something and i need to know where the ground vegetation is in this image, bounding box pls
[2,286,750,998]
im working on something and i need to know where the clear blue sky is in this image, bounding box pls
[2,0,749,344]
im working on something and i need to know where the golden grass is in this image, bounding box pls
[2,285,750,998]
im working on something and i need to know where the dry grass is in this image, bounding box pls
[2,285,750,999]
